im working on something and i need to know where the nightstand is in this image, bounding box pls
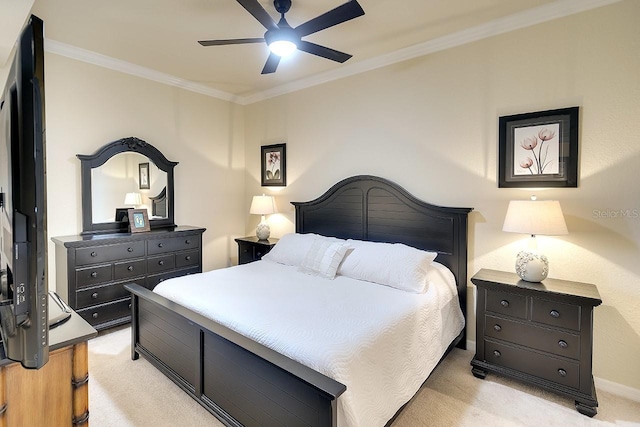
[235,236,278,265]
[470,268,602,417]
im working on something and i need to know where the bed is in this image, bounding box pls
[125,175,472,427]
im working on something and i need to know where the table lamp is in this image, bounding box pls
[502,196,568,282]
[250,195,276,240]
[124,192,142,208]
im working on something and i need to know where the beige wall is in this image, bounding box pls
[43,54,246,277]
[244,1,640,391]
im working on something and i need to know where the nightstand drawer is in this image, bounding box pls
[485,290,526,319]
[485,340,580,389]
[76,241,145,265]
[485,314,580,359]
[531,298,580,331]
[75,264,113,288]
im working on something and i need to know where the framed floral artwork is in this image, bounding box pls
[498,107,579,188]
[261,143,286,187]
[139,162,150,189]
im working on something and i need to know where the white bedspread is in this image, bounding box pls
[153,260,464,427]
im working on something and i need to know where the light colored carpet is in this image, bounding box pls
[89,326,640,427]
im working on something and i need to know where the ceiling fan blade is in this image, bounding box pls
[294,1,364,37]
[198,38,264,46]
[236,0,279,32]
[297,41,352,63]
[261,53,281,74]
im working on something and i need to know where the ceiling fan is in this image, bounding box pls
[198,0,365,74]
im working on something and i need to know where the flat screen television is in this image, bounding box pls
[0,15,49,369]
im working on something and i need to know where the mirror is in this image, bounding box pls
[78,137,177,234]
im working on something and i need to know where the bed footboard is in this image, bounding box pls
[125,283,346,427]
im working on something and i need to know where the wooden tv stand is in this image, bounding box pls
[0,310,97,426]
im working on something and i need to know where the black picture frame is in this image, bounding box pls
[115,208,129,222]
[498,107,579,188]
[261,143,286,187]
[139,162,150,189]
[128,208,150,233]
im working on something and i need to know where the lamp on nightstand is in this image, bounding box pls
[250,194,276,241]
[502,196,568,282]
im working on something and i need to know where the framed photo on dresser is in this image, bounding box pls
[128,209,150,233]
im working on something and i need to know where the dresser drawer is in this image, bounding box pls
[75,264,113,288]
[76,241,145,265]
[78,298,131,326]
[175,250,200,268]
[146,267,200,289]
[147,254,176,274]
[114,258,146,280]
[76,282,131,309]
[485,290,526,319]
[484,339,579,389]
[147,235,200,255]
[485,314,580,359]
[531,298,581,331]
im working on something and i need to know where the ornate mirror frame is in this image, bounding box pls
[78,136,177,234]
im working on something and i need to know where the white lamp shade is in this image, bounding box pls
[250,195,276,215]
[502,200,568,236]
[124,192,142,206]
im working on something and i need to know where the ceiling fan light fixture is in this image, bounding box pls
[269,39,297,57]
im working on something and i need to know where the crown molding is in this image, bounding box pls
[44,0,622,106]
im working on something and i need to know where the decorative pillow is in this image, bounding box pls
[261,233,345,267]
[337,240,437,293]
[298,239,349,279]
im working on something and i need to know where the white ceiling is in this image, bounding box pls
[24,0,619,104]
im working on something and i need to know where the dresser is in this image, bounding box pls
[470,269,602,417]
[52,226,205,331]
[235,236,278,264]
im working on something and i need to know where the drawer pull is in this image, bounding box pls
[185,239,191,244]
[128,303,132,309]
[158,260,165,266]
[558,368,567,377]
[493,350,501,358]
[493,324,502,332]
[91,292,98,299]
[127,265,134,271]
[92,313,98,319]
[550,310,560,318]
[158,243,164,248]
[90,251,97,257]
[500,300,509,308]
[90,272,98,278]
[558,340,568,349]
[185,255,191,261]
[127,247,133,252]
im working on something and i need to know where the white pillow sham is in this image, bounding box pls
[261,233,345,267]
[298,239,349,279]
[337,239,437,293]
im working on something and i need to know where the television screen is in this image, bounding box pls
[0,15,49,369]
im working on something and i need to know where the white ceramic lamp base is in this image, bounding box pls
[256,222,270,240]
[515,250,549,282]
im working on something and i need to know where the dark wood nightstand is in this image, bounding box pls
[470,268,602,417]
[235,236,278,265]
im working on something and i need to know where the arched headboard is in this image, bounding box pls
[292,175,473,348]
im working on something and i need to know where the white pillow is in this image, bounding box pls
[298,239,349,279]
[261,233,345,267]
[337,240,437,293]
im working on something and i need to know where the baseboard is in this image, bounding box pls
[464,339,640,403]
[595,377,640,403]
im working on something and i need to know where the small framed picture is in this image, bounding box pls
[261,143,286,187]
[128,208,150,233]
[498,107,579,188]
[139,162,150,189]
[115,208,129,222]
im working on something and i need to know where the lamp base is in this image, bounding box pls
[256,223,270,241]
[515,250,549,282]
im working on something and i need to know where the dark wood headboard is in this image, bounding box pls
[149,186,167,218]
[292,175,473,348]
